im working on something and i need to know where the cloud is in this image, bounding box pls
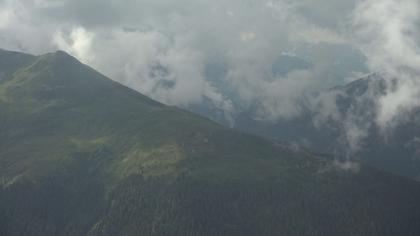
[308,77,378,158]
[53,27,95,64]
[307,0,420,158]
[79,28,222,107]
[294,0,420,163]
[8,0,420,164]
[0,0,366,120]
[295,27,349,45]
[352,0,420,129]
[239,32,257,42]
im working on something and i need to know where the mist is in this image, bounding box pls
[0,0,366,119]
[1,0,420,161]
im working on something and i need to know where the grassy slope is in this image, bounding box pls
[0,50,420,236]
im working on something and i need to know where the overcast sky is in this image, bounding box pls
[0,0,419,128]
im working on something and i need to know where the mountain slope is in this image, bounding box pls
[1,50,420,236]
[0,49,36,81]
[222,74,420,180]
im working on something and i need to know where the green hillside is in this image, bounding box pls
[1,49,420,236]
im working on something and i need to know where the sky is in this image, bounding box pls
[0,0,367,116]
[0,0,419,135]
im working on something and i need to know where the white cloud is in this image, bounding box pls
[0,8,12,29]
[0,0,366,121]
[240,32,256,42]
[53,27,95,64]
[296,27,349,45]
[353,0,420,129]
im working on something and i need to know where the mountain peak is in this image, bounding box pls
[39,50,81,66]
[0,48,164,108]
[52,50,75,59]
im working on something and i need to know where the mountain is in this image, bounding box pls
[1,49,420,235]
[312,75,420,180]
[208,74,420,180]
[0,49,36,80]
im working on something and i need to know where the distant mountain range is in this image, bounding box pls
[193,73,420,181]
[1,49,420,235]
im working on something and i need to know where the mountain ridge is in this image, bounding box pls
[205,72,420,180]
[1,49,420,235]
